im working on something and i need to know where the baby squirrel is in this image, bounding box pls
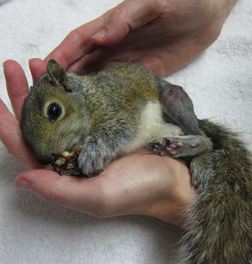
[21,59,252,264]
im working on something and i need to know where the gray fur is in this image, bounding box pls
[21,60,252,263]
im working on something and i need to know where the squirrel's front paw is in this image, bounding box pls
[78,137,110,177]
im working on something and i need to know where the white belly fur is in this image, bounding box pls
[124,101,183,152]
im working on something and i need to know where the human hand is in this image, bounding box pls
[1,60,196,228]
[33,0,237,76]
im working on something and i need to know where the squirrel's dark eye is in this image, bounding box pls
[47,102,62,121]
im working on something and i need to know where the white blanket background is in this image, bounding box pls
[0,0,251,263]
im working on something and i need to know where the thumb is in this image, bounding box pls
[91,0,163,46]
[16,169,105,215]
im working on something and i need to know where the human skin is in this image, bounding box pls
[30,0,237,77]
[0,0,236,228]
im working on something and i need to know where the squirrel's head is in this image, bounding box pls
[21,59,86,164]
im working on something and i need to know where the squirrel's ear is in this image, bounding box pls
[47,59,72,91]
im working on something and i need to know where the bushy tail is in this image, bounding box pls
[181,119,252,264]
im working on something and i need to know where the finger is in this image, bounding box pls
[45,16,105,69]
[70,1,163,71]
[68,44,142,74]
[0,99,39,168]
[3,60,29,121]
[16,169,108,216]
[68,48,107,74]
[91,0,162,46]
[47,0,162,71]
[29,58,47,81]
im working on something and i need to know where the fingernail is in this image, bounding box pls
[3,59,13,68]
[28,58,43,65]
[16,179,31,191]
[92,29,106,39]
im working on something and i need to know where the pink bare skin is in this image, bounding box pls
[0,0,236,228]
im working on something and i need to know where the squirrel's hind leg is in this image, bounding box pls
[146,135,212,158]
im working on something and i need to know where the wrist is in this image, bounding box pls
[140,158,196,229]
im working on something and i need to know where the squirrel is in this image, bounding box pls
[21,59,252,264]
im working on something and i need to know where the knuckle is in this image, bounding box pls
[156,0,168,11]
[66,30,87,54]
[67,30,80,42]
[110,6,123,22]
[107,6,129,30]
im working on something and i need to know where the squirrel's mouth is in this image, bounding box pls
[50,142,81,162]
[50,146,84,176]
[37,155,52,165]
